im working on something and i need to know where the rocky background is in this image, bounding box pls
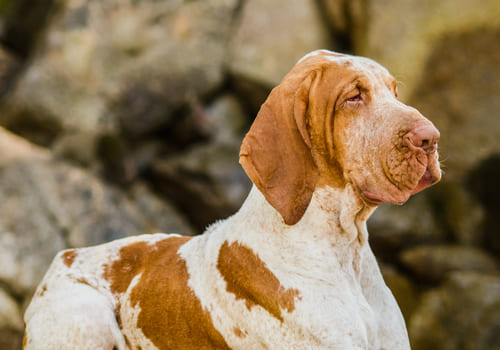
[0,0,499,349]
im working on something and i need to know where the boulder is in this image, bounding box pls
[151,95,251,231]
[320,0,366,45]
[380,264,419,322]
[368,192,442,259]
[467,154,500,255]
[0,328,23,350]
[0,288,23,350]
[369,179,484,263]
[0,127,193,295]
[409,28,500,180]
[355,0,500,101]
[400,245,498,283]
[409,272,500,350]
[228,0,332,88]
[0,0,240,145]
[0,288,23,331]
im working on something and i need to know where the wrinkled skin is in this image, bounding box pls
[303,51,441,208]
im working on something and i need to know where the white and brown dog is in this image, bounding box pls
[24,50,441,349]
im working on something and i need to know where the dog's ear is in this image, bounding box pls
[239,71,320,225]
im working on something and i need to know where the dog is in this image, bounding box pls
[24,50,440,349]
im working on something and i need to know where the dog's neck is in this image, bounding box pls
[219,185,376,280]
[235,184,375,243]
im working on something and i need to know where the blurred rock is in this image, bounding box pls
[0,0,59,58]
[410,28,500,180]
[152,143,251,233]
[53,131,98,167]
[0,127,192,294]
[0,328,23,350]
[229,0,331,88]
[368,192,442,261]
[400,245,498,283]
[424,180,485,246]
[321,0,365,46]
[0,288,22,350]
[0,0,240,146]
[151,95,251,231]
[369,179,485,261]
[128,183,194,236]
[380,264,419,323]
[467,154,500,255]
[409,272,500,350]
[203,94,250,146]
[0,46,20,99]
[0,288,23,330]
[356,0,500,101]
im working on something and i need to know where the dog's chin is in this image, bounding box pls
[360,166,440,206]
[360,188,409,207]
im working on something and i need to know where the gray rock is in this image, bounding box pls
[152,142,251,233]
[0,127,193,295]
[467,154,500,255]
[203,94,250,146]
[400,245,498,282]
[355,0,500,101]
[151,95,252,231]
[0,46,21,99]
[0,288,22,350]
[228,0,331,88]
[368,192,443,260]
[368,180,485,260]
[0,0,240,143]
[409,272,500,350]
[409,28,500,181]
[380,264,419,322]
[320,0,366,41]
[127,183,195,236]
[52,131,98,167]
[0,328,23,350]
[0,288,23,331]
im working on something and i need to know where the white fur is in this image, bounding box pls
[181,185,410,349]
[24,50,413,349]
[24,185,410,349]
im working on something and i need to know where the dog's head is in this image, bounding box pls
[240,50,441,225]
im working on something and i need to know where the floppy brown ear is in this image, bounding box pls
[239,72,320,225]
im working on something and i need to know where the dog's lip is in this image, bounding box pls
[410,168,439,195]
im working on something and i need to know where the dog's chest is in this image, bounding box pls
[103,234,382,349]
[177,237,380,349]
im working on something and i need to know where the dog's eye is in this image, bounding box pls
[346,94,361,103]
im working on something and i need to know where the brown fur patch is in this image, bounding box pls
[217,241,301,322]
[104,236,231,350]
[61,249,77,267]
[233,327,246,338]
[36,284,47,297]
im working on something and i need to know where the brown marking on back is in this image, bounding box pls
[61,249,77,267]
[104,236,231,350]
[216,241,301,322]
[22,332,27,349]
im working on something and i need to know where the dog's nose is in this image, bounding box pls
[405,123,440,154]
